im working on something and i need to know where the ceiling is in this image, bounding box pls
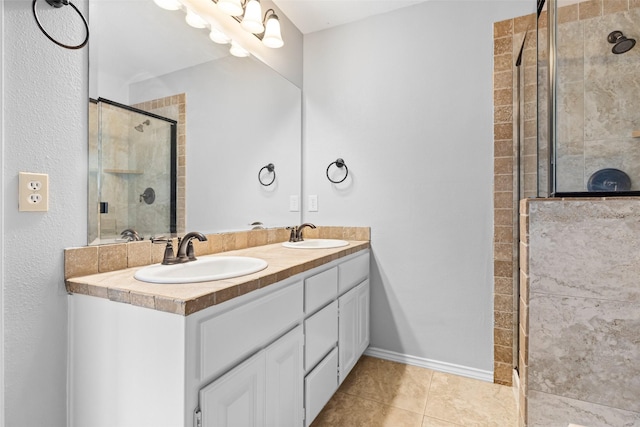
[272,0,430,34]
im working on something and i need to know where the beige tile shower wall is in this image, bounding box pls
[133,94,186,234]
[523,198,640,427]
[64,226,371,279]
[493,17,516,387]
[493,12,539,386]
[99,102,136,238]
[555,2,640,192]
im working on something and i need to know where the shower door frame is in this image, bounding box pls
[92,97,178,241]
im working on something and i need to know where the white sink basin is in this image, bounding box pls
[282,239,349,249]
[134,256,268,284]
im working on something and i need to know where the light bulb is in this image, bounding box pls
[217,0,243,16]
[263,13,283,48]
[209,28,231,44]
[153,0,181,11]
[185,10,207,28]
[229,41,249,57]
[241,0,264,34]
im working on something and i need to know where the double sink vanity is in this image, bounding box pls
[65,226,370,427]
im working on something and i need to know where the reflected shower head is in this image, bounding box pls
[607,30,636,54]
[134,119,151,132]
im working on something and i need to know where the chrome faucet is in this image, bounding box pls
[288,223,316,242]
[120,228,142,242]
[176,231,208,263]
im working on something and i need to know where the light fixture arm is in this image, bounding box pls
[263,8,276,23]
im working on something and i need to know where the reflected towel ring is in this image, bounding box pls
[326,158,348,184]
[32,0,89,50]
[258,163,276,186]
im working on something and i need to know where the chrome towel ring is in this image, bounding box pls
[32,0,89,50]
[326,158,348,184]
[258,163,276,186]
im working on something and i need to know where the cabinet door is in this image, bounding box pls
[265,326,304,427]
[356,280,370,356]
[338,285,358,384]
[339,280,370,384]
[199,351,265,427]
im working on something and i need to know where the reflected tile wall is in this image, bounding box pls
[556,5,640,192]
[524,199,640,426]
[133,94,186,234]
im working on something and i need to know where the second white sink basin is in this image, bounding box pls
[282,239,349,249]
[134,256,268,284]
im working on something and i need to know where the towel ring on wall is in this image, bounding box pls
[258,163,276,186]
[326,158,348,184]
[32,0,89,50]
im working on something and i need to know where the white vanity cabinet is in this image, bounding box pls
[68,249,370,427]
[338,280,370,383]
[198,325,303,427]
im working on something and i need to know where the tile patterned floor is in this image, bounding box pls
[311,356,517,427]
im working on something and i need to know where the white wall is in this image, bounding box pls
[2,1,89,425]
[130,56,302,233]
[303,1,531,374]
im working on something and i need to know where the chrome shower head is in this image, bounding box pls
[608,30,636,54]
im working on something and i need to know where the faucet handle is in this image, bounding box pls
[151,237,178,265]
[286,226,298,242]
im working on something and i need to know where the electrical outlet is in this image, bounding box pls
[19,172,49,212]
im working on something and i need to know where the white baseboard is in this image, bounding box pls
[364,347,494,383]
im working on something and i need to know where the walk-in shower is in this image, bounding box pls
[88,98,177,244]
[519,0,640,197]
[509,0,640,376]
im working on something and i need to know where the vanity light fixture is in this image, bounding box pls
[240,0,264,33]
[216,0,244,16]
[151,0,283,55]
[153,0,181,10]
[262,9,283,48]
[212,0,284,48]
[209,27,231,44]
[185,9,207,28]
[229,40,250,57]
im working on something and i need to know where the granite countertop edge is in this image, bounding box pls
[66,241,370,316]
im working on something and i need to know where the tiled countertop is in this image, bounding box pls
[66,241,370,316]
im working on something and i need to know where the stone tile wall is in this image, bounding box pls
[520,198,640,426]
[493,12,540,386]
[133,93,186,234]
[555,2,640,192]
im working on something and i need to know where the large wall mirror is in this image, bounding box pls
[88,0,302,245]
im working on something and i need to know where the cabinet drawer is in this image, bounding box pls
[304,300,338,372]
[304,267,338,314]
[198,281,303,381]
[338,252,369,295]
[304,347,338,427]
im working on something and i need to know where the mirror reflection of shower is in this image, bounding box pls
[88,98,177,245]
[134,119,150,132]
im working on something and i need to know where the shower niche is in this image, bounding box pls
[540,1,640,196]
[88,98,177,245]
